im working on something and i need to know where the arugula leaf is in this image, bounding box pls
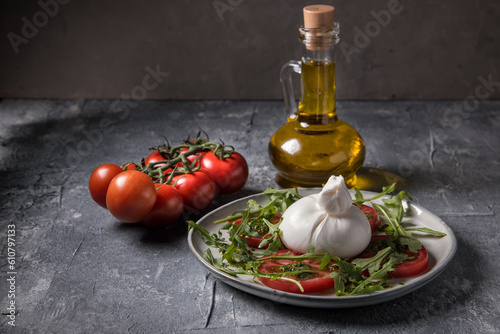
[404,227,447,237]
[328,272,348,296]
[349,252,410,295]
[351,246,392,276]
[264,187,302,212]
[352,183,397,206]
[373,193,423,253]
[327,257,366,296]
[255,216,284,252]
[213,188,300,225]
[318,253,333,271]
[188,220,228,251]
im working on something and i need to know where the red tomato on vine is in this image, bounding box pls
[106,170,157,223]
[171,171,216,213]
[145,151,168,167]
[200,151,248,194]
[142,184,184,228]
[89,163,124,208]
[145,151,174,177]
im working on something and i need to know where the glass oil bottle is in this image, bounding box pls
[269,5,365,188]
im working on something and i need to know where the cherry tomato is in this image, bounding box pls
[142,184,184,228]
[357,204,381,234]
[230,214,282,248]
[106,170,157,223]
[89,163,123,208]
[179,147,204,166]
[123,163,138,171]
[258,249,335,294]
[145,151,168,167]
[145,151,173,176]
[172,171,216,212]
[200,151,248,194]
[358,235,429,278]
[148,149,200,172]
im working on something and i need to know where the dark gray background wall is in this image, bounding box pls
[1,0,499,100]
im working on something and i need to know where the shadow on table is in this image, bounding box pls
[115,219,189,244]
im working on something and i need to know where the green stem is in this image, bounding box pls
[213,210,262,225]
[140,138,235,181]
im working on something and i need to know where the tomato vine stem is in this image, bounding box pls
[122,134,235,184]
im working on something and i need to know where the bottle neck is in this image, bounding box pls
[296,24,339,124]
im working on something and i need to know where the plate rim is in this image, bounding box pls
[187,188,458,308]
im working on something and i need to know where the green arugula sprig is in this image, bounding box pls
[352,183,397,206]
[213,188,301,225]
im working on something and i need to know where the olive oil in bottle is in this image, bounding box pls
[269,5,365,188]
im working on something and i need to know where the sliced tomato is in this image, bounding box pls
[258,249,335,294]
[357,235,429,278]
[231,214,281,248]
[391,245,428,278]
[356,204,380,234]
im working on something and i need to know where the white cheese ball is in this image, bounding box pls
[280,176,371,258]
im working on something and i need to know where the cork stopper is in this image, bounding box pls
[303,5,335,29]
[302,5,335,50]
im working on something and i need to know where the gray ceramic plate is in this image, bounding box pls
[187,189,457,308]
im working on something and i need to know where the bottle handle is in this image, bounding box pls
[280,60,301,118]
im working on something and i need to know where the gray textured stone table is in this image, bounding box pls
[1,99,499,333]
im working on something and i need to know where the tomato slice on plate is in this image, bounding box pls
[230,214,281,248]
[390,244,428,278]
[258,249,335,294]
[357,235,429,278]
[357,204,381,234]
